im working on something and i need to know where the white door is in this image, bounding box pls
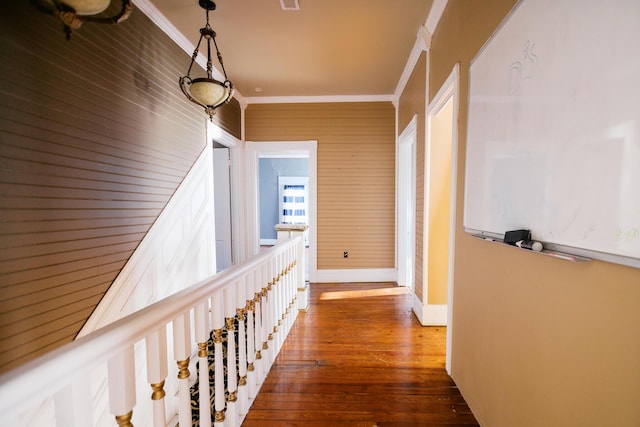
[213,146,232,272]
[398,117,417,290]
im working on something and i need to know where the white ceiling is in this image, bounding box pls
[148,0,434,100]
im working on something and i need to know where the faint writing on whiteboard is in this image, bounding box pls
[508,40,537,95]
[616,227,640,243]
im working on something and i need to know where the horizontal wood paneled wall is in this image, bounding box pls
[0,2,239,374]
[398,53,427,302]
[246,102,395,270]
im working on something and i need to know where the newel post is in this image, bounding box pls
[275,224,308,311]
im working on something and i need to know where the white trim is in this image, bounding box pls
[425,0,449,34]
[412,292,448,325]
[259,153,309,159]
[314,269,398,284]
[245,141,318,282]
[246,95,393,104]
[134,0,194,60]
[397,116,418,289]
[207,120,238,147]
[394,0,448,103]
[426,64,460,375]
[259,238,278,246]
[421,50,432,327]
[429,66,458,113]
[207,121,245,264]
[394,26,431,103]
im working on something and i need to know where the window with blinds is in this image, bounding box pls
[279,181,308,224]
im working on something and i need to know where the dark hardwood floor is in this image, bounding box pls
[242,282,479,426]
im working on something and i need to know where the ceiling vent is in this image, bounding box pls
[280,0,300,11]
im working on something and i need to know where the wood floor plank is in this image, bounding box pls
[242,282,478,426]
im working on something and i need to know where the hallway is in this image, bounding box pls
[242,282,478,426]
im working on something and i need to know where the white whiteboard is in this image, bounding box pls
[464,0,640,268]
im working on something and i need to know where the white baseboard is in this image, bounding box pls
[412,292,448,326]
[260,238,277,246]
[313,268,398,283]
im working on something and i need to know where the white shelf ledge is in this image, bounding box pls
[471,234,591,263]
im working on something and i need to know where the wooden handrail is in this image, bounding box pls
[0,235,304,427]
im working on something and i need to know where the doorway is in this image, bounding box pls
[258,158,310,246]
[207,121,241,271]
[245,141,318,282]
[397,116,417,291]
[425,65,459,373]
[213,144,232,272]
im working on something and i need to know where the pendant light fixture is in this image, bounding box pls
[179,0,234,120]
[31,0,132,40]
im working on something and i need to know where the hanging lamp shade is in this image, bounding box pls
[63,0,111,15]
[187,78,231,109]
[179,0,234,120]
[31,0,132,39]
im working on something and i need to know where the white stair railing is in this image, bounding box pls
[0,235,303,427]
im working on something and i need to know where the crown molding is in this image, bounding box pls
[246,94,394,105]
[393,0,448,103]
[394,25,431,102]
[426,0,449,34]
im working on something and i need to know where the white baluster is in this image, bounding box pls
[288,246,296,331]
[145,327,168,427]
[54,376,92,426]
[284,249,292,335]
[275,253,283,352]
[253,267,265,385]
[172,312,192,427]
[296,229,309,311]
[262,262,273,373]
[195,302,212,427]
[271,256,280,362]
[290,244,298,328]
[107,346,135,427]
[236,276,248,416]
[282,249,288,326]
[281,251,289,338]
[272,255,280,362]
[211,291,225,424]
[224,286,238,426]
[246,270,257,397]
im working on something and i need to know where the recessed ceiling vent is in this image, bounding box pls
[280,0,300,11]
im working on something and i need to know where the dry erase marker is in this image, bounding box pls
[515,240,543,252]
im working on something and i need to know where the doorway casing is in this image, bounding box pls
[426,64,460,374]
[245,141,318,282]
[397,115,418,291]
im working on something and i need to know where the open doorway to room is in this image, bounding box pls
[258,158,310,247]
[245,141,318,282]
[208,121,242,272]
[213,142,232,272]
[397,116,417,292]
[425,65,459,373]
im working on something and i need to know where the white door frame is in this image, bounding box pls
[245,141,318,282]
[207,121,244,265]
[426,64,460,374]
[213,146,232,271]
[397,115,417,290]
